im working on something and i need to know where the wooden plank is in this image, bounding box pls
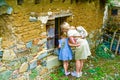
[115,36,120,55]
[110,30,117,51]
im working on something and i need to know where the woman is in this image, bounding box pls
[69,26,91,78]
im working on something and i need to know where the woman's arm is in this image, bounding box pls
[82,27,88,37]
[68,37,80,47]
[69,36,76,44]
[68,41,80,47]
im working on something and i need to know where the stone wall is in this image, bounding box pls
[108,7,120,24]
[1,0,104,47]
[0,0,104,80]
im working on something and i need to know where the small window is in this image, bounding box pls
[50,0,53,3]
[17,0,23,5]
[62,0,65,3]
[111,9,118,16]
[35,0,40,4]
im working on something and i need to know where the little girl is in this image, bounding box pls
[58,32,73,76]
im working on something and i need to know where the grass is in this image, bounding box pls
[48,55,120,80]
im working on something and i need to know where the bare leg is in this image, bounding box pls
[80,60,84,73]
[66,61,69,70]
[76,60,80,74]
[63,61,70,76]
[63,61,68,73]
[71,60,81,77]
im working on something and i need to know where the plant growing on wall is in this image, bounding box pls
[29,69,38,80]
[106,0,115,9]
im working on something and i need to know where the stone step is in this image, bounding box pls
[46,55,61,69]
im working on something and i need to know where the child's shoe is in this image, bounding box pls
[80,72,82,76]
[76,73,81,78]
[71,71,76,76]
[71,71,82,78]
[65,72,71,76]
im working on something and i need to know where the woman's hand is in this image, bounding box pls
[76,44,80,47]
[69,36,76,44]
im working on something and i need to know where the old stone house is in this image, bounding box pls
[0,0,105,79]
[109,0,120,23]
[102,0,120,54]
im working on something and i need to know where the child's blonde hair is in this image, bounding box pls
[61,22,70,29]
[60,32,67,38]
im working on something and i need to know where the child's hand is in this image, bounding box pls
[76,44,80,47]
[58,45,61,48]
[69,37,76,44]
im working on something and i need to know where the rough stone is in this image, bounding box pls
[19,62,28,73]
[39,67,48,76]
[0,66,7,72]
[0,70,12,80]
[2,49,16,61]
[29,59,37,70]
[46,55,61,69]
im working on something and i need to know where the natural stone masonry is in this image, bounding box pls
[19,62,29,73]
[46,55,61,69]
[0,0,104,79]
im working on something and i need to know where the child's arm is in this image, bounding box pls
[69,36,76,44]
[68,41,80,47]
[58,44,61,48]
[68,37,80,47]
[58,40,61,48]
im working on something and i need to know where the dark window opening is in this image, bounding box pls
[62,0,65,3]
[111,9,118,16]
[54,17,67,48]
[55,18,60,48]
[17,0,24,5]
[71,0,73,4]
[76,0,79,3]
[35,0,40,4]
[50,0,53,3]
[46,16,71,49]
